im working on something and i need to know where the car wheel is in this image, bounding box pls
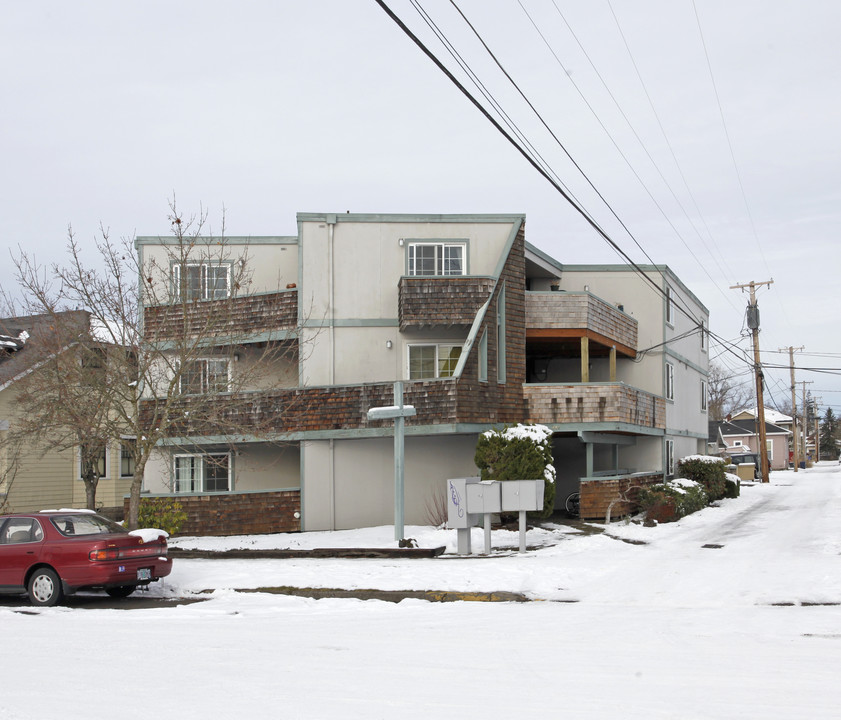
[28,568,63,607]
[105,585,137,599]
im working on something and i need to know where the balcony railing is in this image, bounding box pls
[139,378,460,438]
[399,276,494,329]
[143,290,298,341]
[524,383,664,428]
[526,291,637,352]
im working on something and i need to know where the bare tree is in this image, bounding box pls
[707,362,750,420]
[6,200,305,527]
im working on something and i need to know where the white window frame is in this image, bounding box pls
[665,362,674,401]
[666,286,674,326]
[173,453,231,493]
[179,358,231,395]
[78,442,109,481]
[407,242,466,277]
[407,344,462,380]
[701,379,708,412]
[700,319,707,352]
[665,439,675,478]
[173,262,232,301]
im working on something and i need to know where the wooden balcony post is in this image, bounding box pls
[610,345,617,382]
[581,336,590,383]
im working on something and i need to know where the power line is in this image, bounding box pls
[376,0,704,329]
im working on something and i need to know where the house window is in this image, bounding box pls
[701,380,708,412]
[666,286,674,326]
[173,262,231,301]
[173,453,231,493]
[78,443,107,481]
[700,320,707,352]
[408,344,462,379]
[120,439,136,478]
[407,243,465,276]
[497,284,506,384]
[478,329,488,383]
[665,362,674,400]
[180,358,230,395]
[665,439,675,477]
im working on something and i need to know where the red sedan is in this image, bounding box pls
[0,510,172,606]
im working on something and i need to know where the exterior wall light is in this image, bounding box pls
[386,340,393,349]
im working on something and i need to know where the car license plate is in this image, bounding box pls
[137,568,151,581]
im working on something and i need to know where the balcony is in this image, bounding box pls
[144,289,297,342]
[526,291,637,355]
[523,383,665,429]
[399,277,494,330]
[139,378,461,439]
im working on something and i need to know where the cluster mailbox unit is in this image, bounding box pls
[447,477,545,555]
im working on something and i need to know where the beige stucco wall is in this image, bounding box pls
[138,239,298,298]
[302,434,481,531]
[142,443,300,494]
[299,218,515,386]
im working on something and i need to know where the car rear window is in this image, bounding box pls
[50,514,128,537]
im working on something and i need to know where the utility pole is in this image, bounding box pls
[731,279,773,482]
[801,381,814,465]
[780,346,804,471]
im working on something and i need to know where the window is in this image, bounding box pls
[665,440,675,477]
[497,284,506,384]
[665,362,674,400]
[120,439,136,478]
[407,243,465,276]
[701,380,708,412]
[173,262,231,301]
[0,518,43,544]
[174,453,231,493]
[700,319,707,352]
[180,358,230,395]
[78,443,107,481]
[478,329,488,383]
[666,286,674,326]
[408,344,462,379]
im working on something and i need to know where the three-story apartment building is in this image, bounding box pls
[137,213,709,534]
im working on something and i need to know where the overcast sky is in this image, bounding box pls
[2,1,839,415]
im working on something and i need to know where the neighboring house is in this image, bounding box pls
[0,312,133,515]
[711,418,791,471]
[137,213,710,532]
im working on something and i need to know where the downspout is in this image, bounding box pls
[327,217,336,529]
[327,218,336,386]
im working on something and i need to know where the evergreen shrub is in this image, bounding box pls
[638,478,708,522]
[678,455,728,502]
[137,497,187,536]
[474,423,556,518]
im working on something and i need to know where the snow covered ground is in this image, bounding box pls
[3,463,841,719]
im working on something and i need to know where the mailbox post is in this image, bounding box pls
[466,481,502,555]
[501,479,545,552]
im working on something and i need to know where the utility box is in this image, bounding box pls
[446,477,481,529]
[736,463,755,482]
[501,479,545,512]
[466,481,502,514]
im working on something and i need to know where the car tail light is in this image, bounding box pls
[90,548,123,561]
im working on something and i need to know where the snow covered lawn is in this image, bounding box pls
[3,463,841,719]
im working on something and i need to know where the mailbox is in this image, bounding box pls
[466,480,502,514]
[501,479,545,512]
[447,477,481,529]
